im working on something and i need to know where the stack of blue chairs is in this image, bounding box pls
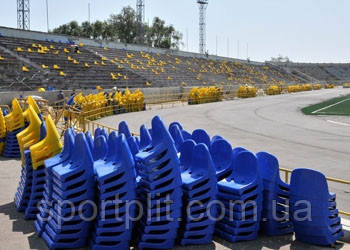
[135,116,183,249]
[257,151,293,236]
[178,141,218,246]
[290,168,344,246]
[3,126,25,158]
[14,123,46,217]
[91,132,137,250]
[35,128,75,235]
[215,149,263,242]
[15,150,33,211]
[41,133,95,249]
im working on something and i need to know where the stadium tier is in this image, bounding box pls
[0,29,350,91]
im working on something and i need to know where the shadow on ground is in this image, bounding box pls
[0,202,348,250]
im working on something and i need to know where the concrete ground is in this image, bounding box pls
[0,88,349,249]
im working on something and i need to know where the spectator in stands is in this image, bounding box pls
[57,90,65,108]
[74,45,80,53]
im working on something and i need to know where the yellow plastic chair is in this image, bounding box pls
[30,115,62,170]
[0,56,4,61]
[53,64,60,70]
[84,63,90,68]
[0,108,6,138]
[23,96,41,120]
[16,47,23,52]
[17,106,42,165]
[41,64,49,69]
[22,66,29,72]
[59,71,66,77]
[5,98,25,132]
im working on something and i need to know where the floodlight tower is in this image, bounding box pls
[136,0,145,44]
[197,0,208,54]
[17,0,30,30]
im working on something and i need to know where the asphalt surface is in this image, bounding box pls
[0,88,349,249]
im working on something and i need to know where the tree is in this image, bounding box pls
[51,6,182,49]
[108,7,138,44]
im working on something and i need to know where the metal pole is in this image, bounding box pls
[46,0,49,32]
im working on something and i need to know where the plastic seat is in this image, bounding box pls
[290,168,344,245]
[30,115,62,170]
[169,123,184,152]
[93,135,108,161]
[179,139,196,172]
[85,131,94,152]
[5,98,25,132]
[139,124,152,150]
[118,121,131,138]
[191,129,210,148]
[210,138,232,180]
[16,106,42,165]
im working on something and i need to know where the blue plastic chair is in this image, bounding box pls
[140,124,152,150]
[210,138,232,180]
[191,129,210,148]
[169,123,184,152]
[118,121,132,138]
[179,139,196,172]
[257,151,293,236]
[93,135,108,161]
[85,131,94,152]
[179,143,218,246]
[290,168,344,246]
[135,116,182,249]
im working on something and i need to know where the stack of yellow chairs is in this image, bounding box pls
[188,86,223,104]
[3,99,26,158]
[301,84,313,91]
[17,106,42,165]
[313,83,322,90]
[325,83,335,89]
[287,85,303,93]
[237,85,258,98]
[0,108,6,154]
[343,83,350,88]
[266,85,281,95]
[14,115,62,219]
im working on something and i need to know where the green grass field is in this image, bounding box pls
[302,94,350,116]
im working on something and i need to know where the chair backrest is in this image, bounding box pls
[181,129,192,140]
[211,135,223,144]
[106,131,118,161]
[228,150,259,184]
[85,131,94,152]
[100,129,108,140]
[192,129,210,148]
[290,168,329,201]
[61,128,75,160]
[140,124,152,150]
[210,138,232,172]
[118,121,131,138]
[189,143,216,177]
[169,121,183,131]
[93,135,108,161]
[94,128,102,139]
[71,133,93,170]
[127,136,139,158]
[150,115,174,148]
[256,151,280,182]
[179,139,196,171]
[169,123,184,151]
[120,134,136,180]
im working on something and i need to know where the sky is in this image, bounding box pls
[1,0,350,63]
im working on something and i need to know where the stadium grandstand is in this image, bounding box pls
[2,26,345,91]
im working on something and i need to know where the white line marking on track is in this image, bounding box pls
[327,120,350,127]
[312,98,350,114]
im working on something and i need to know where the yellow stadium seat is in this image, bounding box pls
[94,61,99,65]
[53,50,59,55]
[53,64,60,70]
[123,75,129,80]
[5,98,25,132]
[110,73,118,80]
[102,57,107,61]
[67,56,73,61]
[104,47,109,51]
[79,42,84,47]
[0,108,6,138]
[0,56,4,60]
[73,59,79,64]
[37,88,45,92]
[59,71,66,77]
[26,96,41,115]
[146,81,151,86]
[50,45,55,49]
[16,47,24,52]
[167,76,172,80]
[118,73,122,77]
[17,106,42,165]
[32,43,37,48]
[64,48,70,53]
[84,63,90,68]
[22,66,29,72]
[27,48,33,53]
[30,115,62,170]
[41,64,49,69]
[101,61,106,66]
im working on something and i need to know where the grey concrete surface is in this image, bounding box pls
[0,88,350,249]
